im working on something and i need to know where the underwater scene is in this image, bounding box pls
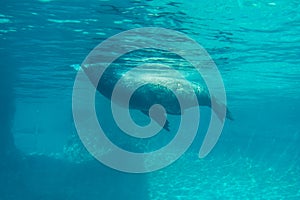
[1,0,300,199]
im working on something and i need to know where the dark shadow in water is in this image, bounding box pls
[0,44,26,199]
[12,155,149,200]
[0,49,17,159]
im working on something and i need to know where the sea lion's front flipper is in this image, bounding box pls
[141,110,170,132]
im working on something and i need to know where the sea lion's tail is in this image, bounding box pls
[211,96,234,121]
[225,107,234,121]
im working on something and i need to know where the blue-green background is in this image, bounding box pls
[1,0,299,199]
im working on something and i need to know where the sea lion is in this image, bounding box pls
[82,65,233,131]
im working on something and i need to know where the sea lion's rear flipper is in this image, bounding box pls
[141,110,170,132]
[225,108,234,121]
[211,96,234,121]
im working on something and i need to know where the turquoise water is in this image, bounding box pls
[1,0,300,199]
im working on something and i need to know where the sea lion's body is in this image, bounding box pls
[83,65,233,131]
[118,76,210,115]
